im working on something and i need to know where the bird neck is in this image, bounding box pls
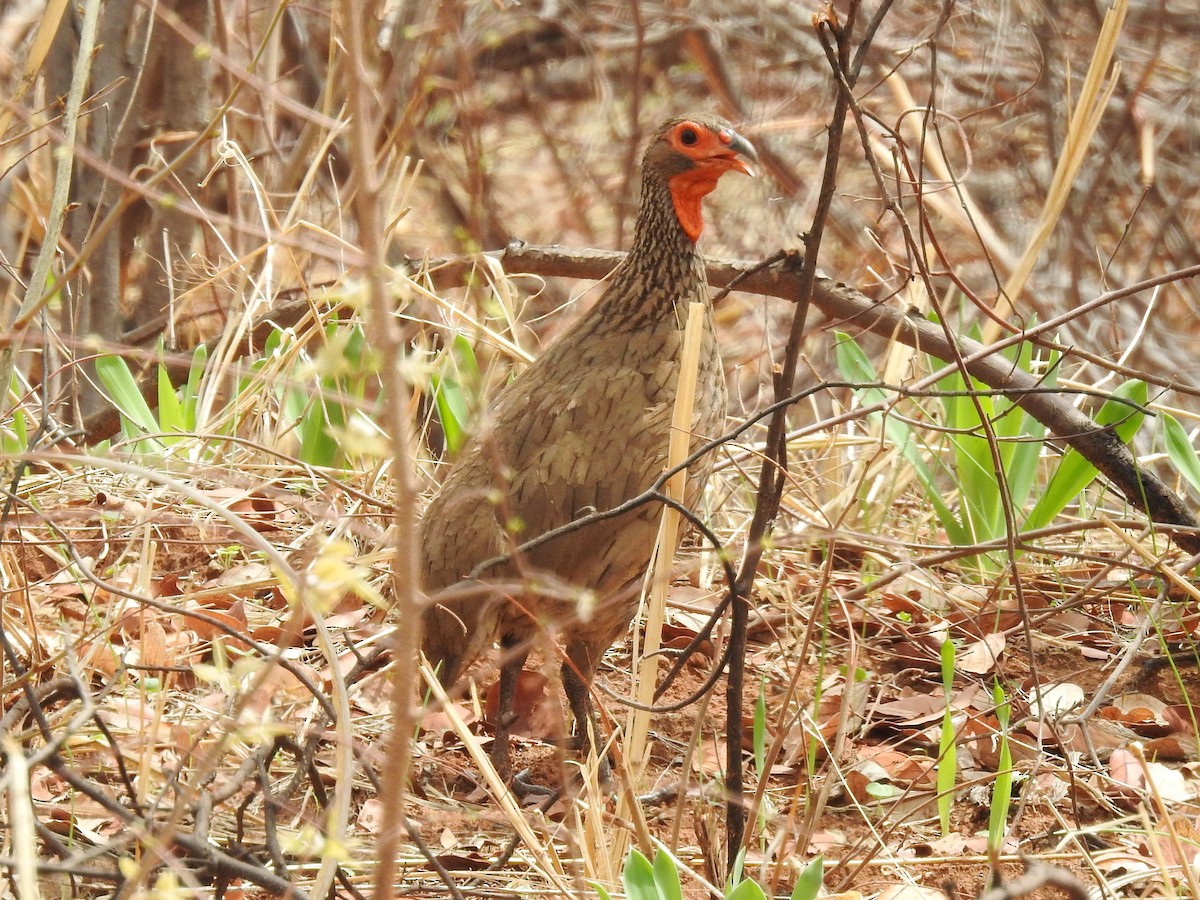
[602,172,708,331]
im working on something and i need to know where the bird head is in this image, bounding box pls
[645,115,758,243]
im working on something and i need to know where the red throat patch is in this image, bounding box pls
[668,169,726,242]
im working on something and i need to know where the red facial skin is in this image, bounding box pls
[663,120,755,242]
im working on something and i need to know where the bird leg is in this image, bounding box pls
[491,637,529,786]
[562,661,613,785]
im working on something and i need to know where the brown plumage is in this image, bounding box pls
[420,115,756,782]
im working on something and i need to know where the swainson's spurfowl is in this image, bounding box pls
[420,114,756,783]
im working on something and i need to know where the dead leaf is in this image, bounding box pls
[244,664,312,716]
[420,700,477,737]
[189,608,253,651]
[139,620,168,669]
[692,735,727,776]
[873,691,945,723]
[205,487,282,532]
[1105,693,1172,735]
[1091,848,1154,876]
[857,746,937,789]
[890,639,941,670]
[1029,682,1085,718]
[1155,815,1200,867]
[1108,747,1143,795]
[357,798,385,834]
[957,633,1005,674]
[484,669,564,741]
[808,829,846,852]
[210,562,275,593]
[661,622,716,662]
[877,883,948,900]
[428,853,490,872]
[1164,705,1198,735]
[911,833,991,856]
[1141,759,1191,801]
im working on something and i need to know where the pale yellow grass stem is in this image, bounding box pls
[617,300,706,853]
[1098,514,1200,603]
[0,0,96,411]
[3,737,39,900]
[987,0,1128,339]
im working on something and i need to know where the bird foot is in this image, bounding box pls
[565,735,614,788]
[510,768,559,799]
[595,754,614,789]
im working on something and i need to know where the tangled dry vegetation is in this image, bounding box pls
[2,0,1200,897]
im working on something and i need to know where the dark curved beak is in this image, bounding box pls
[728,130,758,163]
[720,128,759,176]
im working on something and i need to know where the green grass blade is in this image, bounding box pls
[157,362,185,438]
[942,367,1001,543]
[937,322,1001,542]
[430,334,481,457]
[1163,414,1200,495]
[282,387,307,431]
[652,849,683,900]
[727,846,747,895]
[987,682,1013,855]
[940,636,955,698]
[95,355,164,451]
[790,856,824,900]
[4,375,28,453]
[431,374,469,457]
[1024,380,1148,531]
[726,881,768,900]
[937,639,957,835]
[182,345,208,431]
[623,849,658,900]
[993,343,1055,511]
[7,409,27,454]
[298,396,339,468]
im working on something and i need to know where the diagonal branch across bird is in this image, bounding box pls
[420,115,757,787]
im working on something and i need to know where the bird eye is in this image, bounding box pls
[679,127,698,145]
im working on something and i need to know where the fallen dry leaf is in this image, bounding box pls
[909,832,991,856]
[1028,682,1085,719]
[876,883,948,900]
[957,632,1005,674]
[357,798,386,835]
[483,669,564,741]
